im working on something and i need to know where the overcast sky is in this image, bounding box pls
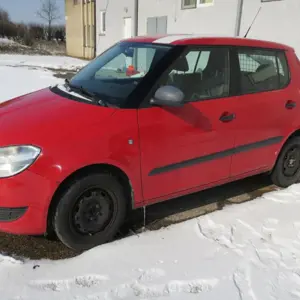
[0,0,65,24]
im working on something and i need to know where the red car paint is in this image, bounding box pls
[0,35,299,236]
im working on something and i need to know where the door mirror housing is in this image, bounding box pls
[150,86,185,107]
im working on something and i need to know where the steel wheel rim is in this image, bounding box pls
[283,146,300,177]
[72,188,115,235]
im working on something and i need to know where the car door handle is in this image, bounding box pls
[219,112,236,123]
[285,100,296,109]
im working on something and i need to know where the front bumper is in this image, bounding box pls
[0,169,55,235]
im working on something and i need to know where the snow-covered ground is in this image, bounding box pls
[0,37,15,45]
[0,54,87,71]
[2,185,300,300]
[0,66,63,102]
[0,55,87,102]
[1,55,300,300]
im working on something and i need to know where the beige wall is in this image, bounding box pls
[83,1,96,59]
[66,0,95,59]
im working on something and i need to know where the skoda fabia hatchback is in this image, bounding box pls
[1,34,300,251]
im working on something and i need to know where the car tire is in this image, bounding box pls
[53,173,127,251]
[271,136,300,188]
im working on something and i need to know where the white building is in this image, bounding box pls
[138,0,239,36]
[96,0,138,55]
[240,0,300,56]
[95,0,300,57]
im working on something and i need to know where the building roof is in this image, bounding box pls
[124,34,293,51]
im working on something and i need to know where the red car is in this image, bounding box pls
[1,34,300,251]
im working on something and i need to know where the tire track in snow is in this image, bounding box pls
[28,274,109,291]
[137,268,166,282]
[233,265,257,300]
[28,268,218,299]
[196,214,300,300]
[196,216,244,255]
[109,278,219,299]
[263,185,300,204]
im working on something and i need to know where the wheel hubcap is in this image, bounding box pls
[283,147,300,177]
[73,188,113,235]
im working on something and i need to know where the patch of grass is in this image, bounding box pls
[0,40,66,56]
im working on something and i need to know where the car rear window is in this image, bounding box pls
[237,48,290,95]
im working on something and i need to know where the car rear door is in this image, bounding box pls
[230,47,298,177]
[138,46,237,202]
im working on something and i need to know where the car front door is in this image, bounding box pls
[230,47,296,177]
[138,47,237,203]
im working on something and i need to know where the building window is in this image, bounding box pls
[182,0,214,9]
[100,11,106,34]
[198,0,214,5]
[91,24,95,47]
[182,0,197,9]
[87,25,90,47]
[84,25,87,46]
[73,0,79,5]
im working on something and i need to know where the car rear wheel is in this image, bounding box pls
[271,136,300,188]
[53,173,127,251]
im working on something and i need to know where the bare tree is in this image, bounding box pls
[37,0,60,40]
[0,7,13,38]
[0,7,10,22]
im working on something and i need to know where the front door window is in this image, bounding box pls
[155,47,230,102]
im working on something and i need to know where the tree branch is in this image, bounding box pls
[36,0,61,24]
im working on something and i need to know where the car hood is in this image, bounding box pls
[0,87,116,147]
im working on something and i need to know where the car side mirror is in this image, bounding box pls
[150,86,185,107]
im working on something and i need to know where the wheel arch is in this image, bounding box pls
[270,129,300,187]
[284,129,300,143]
[272,129,300,171]
[46,163,134,235]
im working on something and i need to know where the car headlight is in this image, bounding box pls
[0,145,41,178]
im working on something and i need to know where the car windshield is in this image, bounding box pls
[69,42,173,107]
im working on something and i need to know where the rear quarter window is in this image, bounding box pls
[237,48,290,95]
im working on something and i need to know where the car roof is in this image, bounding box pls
[124,34,293,51]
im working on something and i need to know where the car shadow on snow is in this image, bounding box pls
[0,174,275,261]
[125,173,275,232]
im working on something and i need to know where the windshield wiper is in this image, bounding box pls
[64,79,108,107]
[64,79,95,100]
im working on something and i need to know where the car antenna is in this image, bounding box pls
[244,6,262,38]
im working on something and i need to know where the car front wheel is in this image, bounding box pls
[271,136,300,188]
[53,173,127,251]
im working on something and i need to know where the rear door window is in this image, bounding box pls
[237,48,290,94]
